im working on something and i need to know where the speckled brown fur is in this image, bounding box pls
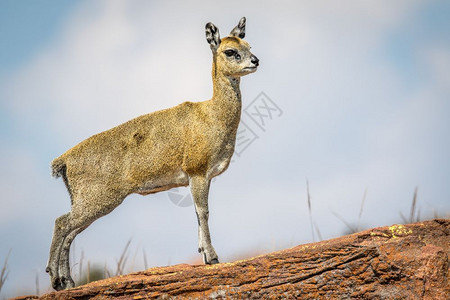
[46,17,259,290]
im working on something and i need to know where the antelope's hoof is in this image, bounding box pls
[209,258,219,264]
[52,277,65,291]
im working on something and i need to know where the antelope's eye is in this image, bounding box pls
[224,49,236,57]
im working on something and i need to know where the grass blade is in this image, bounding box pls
[399,211,408,224]
[306,179,315,242]
[35,272,40,296]
[116,239,132,276]
[143,249,148,270]
[332,211,357,234]
[313,222,323,241]
[410,187,418,223]
[0,249,11,294]
[357,187,368,231]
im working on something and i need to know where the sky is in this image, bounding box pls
[1,0,449,297]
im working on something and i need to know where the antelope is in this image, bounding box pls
[46,17,259,290]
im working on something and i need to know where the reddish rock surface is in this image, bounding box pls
[18,219,449,299]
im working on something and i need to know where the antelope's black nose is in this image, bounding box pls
[251,55,259,66]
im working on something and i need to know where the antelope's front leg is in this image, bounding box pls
[190,176,219,264]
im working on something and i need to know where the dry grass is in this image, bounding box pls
[0,249,11,294]
[74,239,149,287]
[142,248,148,270]
[331,211,358,234]
[309,184,448,238]
[357,187,368,232]
[115,239,131,276]
[333,186,425,235]
[306,179,316,242]
[399,186,420,224]
[327,188,368,235]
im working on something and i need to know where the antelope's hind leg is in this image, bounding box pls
[58,224,90,289]
[47,188,126,290]
[46,212,72,290]
[46,212,87,291]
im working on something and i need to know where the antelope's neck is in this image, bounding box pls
[210,65,242,127]
[213,74,241,102]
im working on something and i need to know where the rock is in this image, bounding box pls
[27,219,450,299]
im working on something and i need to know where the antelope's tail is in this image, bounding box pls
[51,157,66,178]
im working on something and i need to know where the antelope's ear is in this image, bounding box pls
[230,17,246,39]
[205,22,221,51]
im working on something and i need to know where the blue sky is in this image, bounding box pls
[1,0,449,297]
[0,1,77,73]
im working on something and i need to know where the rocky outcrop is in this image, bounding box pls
[20,219,449,299]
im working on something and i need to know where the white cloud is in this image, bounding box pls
[0,148,40,224]
[4,0,212,147]
[421,43,450,92]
